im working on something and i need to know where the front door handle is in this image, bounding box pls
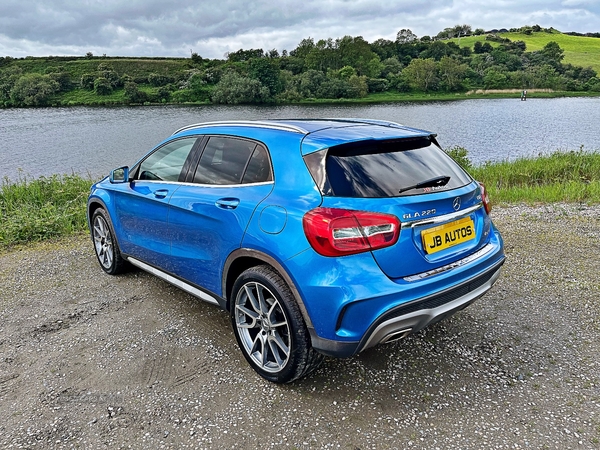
[215,198,240,210]
[154,189,169,199]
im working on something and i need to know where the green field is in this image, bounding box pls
[455,30,600,74]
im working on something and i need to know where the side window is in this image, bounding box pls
[194,137,268,185]
[138,138,197,182]
[242,145,272,184]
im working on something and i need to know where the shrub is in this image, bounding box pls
[80,73,95,90]
[9,74,59,106]
[211,71,270,104]
[93,77,113,95]
[445,146,473,171]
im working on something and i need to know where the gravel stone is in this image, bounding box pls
[0,203,599,449]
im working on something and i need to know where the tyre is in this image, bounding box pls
[231,265,323,383]
[91,208,127,275]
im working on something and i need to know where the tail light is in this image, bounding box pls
[479,182,492,214]
[303,208,400,257]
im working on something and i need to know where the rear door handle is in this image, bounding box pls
[154,189,169,199]
[215,198,240,210]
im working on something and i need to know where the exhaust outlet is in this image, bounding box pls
[380,328,412,344]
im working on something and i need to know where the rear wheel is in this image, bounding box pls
[231,265,323,383]
[91,208,127,275]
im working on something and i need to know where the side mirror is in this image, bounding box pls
[109,166,130,183]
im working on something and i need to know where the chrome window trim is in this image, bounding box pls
[132,179,274,188]
[403,203,483,228]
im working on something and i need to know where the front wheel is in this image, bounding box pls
[231,265,323,383]
[91,208,127,275]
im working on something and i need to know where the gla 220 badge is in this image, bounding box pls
[403,209,436,220]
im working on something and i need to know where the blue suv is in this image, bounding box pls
[87,119,505,383]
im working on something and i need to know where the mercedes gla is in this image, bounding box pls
[87,119,505,383]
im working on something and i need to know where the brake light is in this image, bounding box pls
[479,182,492,214]
[303,208,400,257]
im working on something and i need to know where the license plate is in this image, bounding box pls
[421,217,476,254]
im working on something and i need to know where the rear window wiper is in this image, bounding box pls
[398,175,451,194]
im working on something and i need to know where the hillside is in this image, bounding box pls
[454,29,600,73]
[1,27,600,107]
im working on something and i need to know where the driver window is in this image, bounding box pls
[138,138,197,182]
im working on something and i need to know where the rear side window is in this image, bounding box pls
[322,138,472,198]
[193,136,272,185]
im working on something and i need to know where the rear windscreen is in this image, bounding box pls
[323,138,472,198]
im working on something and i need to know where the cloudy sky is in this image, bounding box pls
[1,0,599,59]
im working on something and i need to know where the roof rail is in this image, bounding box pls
[324,118,405,128]
[326,118,436,136]
[172,120,310,136]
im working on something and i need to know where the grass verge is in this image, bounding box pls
[448,147,600,204]
[0,174,93,249]
[1,150,599,249]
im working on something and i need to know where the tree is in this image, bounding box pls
[124,81,148,103]
[483,69,508,89]
[93,77,113,95]
[540,41,564,63]
[226,48,264,62]
[211,71,270,104]
[9,73,59,106]
[80,73,95,90]
[249,58,283,96]
[296,69,326,97]
[438,56,467,91]
[402,58,438,91]
[396,29,417,44]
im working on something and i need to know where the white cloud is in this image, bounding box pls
[0,0,598,58]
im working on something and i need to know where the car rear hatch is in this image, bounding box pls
[302,127,491,279]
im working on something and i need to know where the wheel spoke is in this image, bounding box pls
[268,333,289,368]
[257,284,269,314]
[267,302,288,328]
[244,284,261,314]
[235,304,259,328]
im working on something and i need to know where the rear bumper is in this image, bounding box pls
[309,255,505,357]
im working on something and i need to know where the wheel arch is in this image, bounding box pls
[87,198,107,229]
[222,249,314,330]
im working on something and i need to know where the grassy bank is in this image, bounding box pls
[449,147,600,204]
[1,150,599,249]
[0,174,93,248]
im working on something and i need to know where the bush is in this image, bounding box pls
[9,74,59,106]
[211,71,270,104]
[367,78,389,93]
[124,81,148,103]
[93,77,113,95]
[80,73,95,90]
[148,72,174,87]
[445,146,473,171]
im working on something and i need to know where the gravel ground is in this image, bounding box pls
[0,204,599,449]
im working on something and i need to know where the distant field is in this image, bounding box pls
[455,30,600,74]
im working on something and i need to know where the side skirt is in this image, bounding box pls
[126,257,225,308]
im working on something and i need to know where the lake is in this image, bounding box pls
[1,97,599,181]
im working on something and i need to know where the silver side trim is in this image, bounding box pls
[132,179,273,188]
[172,120,309,136]
[403,243,495,282]
[127,257,219,305]
[403,203,483,228]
